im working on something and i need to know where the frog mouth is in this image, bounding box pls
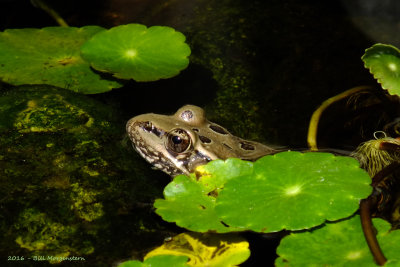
[130,135,182,176]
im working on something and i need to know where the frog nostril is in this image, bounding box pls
[140,121,153,132]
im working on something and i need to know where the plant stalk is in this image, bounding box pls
[31,0,68,27]
[360,198,387,265]
[307,86,371,151]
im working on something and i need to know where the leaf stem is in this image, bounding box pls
[360,198,387,265]
[31,0,69,27]
[307,86,371,151]
[359,162,400,266]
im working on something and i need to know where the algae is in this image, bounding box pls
[0,85,173,265]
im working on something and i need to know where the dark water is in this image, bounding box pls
[1,0,397,146]
[1,0,399,266]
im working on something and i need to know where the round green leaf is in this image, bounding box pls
[0,26,123,93]
[195,158,254,193]
[362,43,400,96]
[118,255,189,267]
[155,153,371,233]
[154,159,250,233]
[276,215,400,266]
[215,151,372,232]
[80,24,191,81]
[154,174,236,233]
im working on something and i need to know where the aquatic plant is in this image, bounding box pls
[116,42,400,264]
[0,26,118,93]
[362,43,400,96]
[299,43,400,267]
[80,24,190,82]
[145,233,250,266]
[276,215,400,266]
[119,255,189,267]
[308,43,400,151]
[154,152,371,233]
[118,151,400,266]
[120,231,250,266]
[0,24,191,93]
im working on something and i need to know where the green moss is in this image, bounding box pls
[186,1,268,142]
[0,85,172,265]
[14,208,91,256]
[70,183,104,222]
[13,94,94,133]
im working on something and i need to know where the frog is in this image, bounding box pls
[126,105,278,176]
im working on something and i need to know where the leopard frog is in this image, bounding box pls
[126,105,277,176]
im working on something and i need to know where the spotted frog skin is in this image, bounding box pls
[126,105,278,176]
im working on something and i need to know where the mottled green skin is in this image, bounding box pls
[0,85,171,266]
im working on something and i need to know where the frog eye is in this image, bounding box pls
[166,129,192,153]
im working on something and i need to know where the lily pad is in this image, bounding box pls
[80,24,191,81]
[362,43,400,96]
[154,174,235,233]
[216,151,372,232]
[0,26,123,93]
[118,255,189,267]
[155,152,371,233]
[154,159,250,232]
[195,158,254,193]
[276,215,400,266]
[144,232,250,267]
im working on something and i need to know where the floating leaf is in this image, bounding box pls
[362,43,400,96]
[118,255,189,267]
[195,158,253,194]
[276,215,400,266]
[145,232,250,267]
[154,159,251,232]
[155,152,371,233]
[80,24,191,81]
[0,26,123,93]
[216,152,371,232]
[154,174,235,233]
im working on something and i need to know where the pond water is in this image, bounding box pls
[0,0,399,266]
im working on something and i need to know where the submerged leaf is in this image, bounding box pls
[118,255,189,267]
[0,26,123,93]
[362,43,400,96]
[80,24,191,81]
[144,232,250,267]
